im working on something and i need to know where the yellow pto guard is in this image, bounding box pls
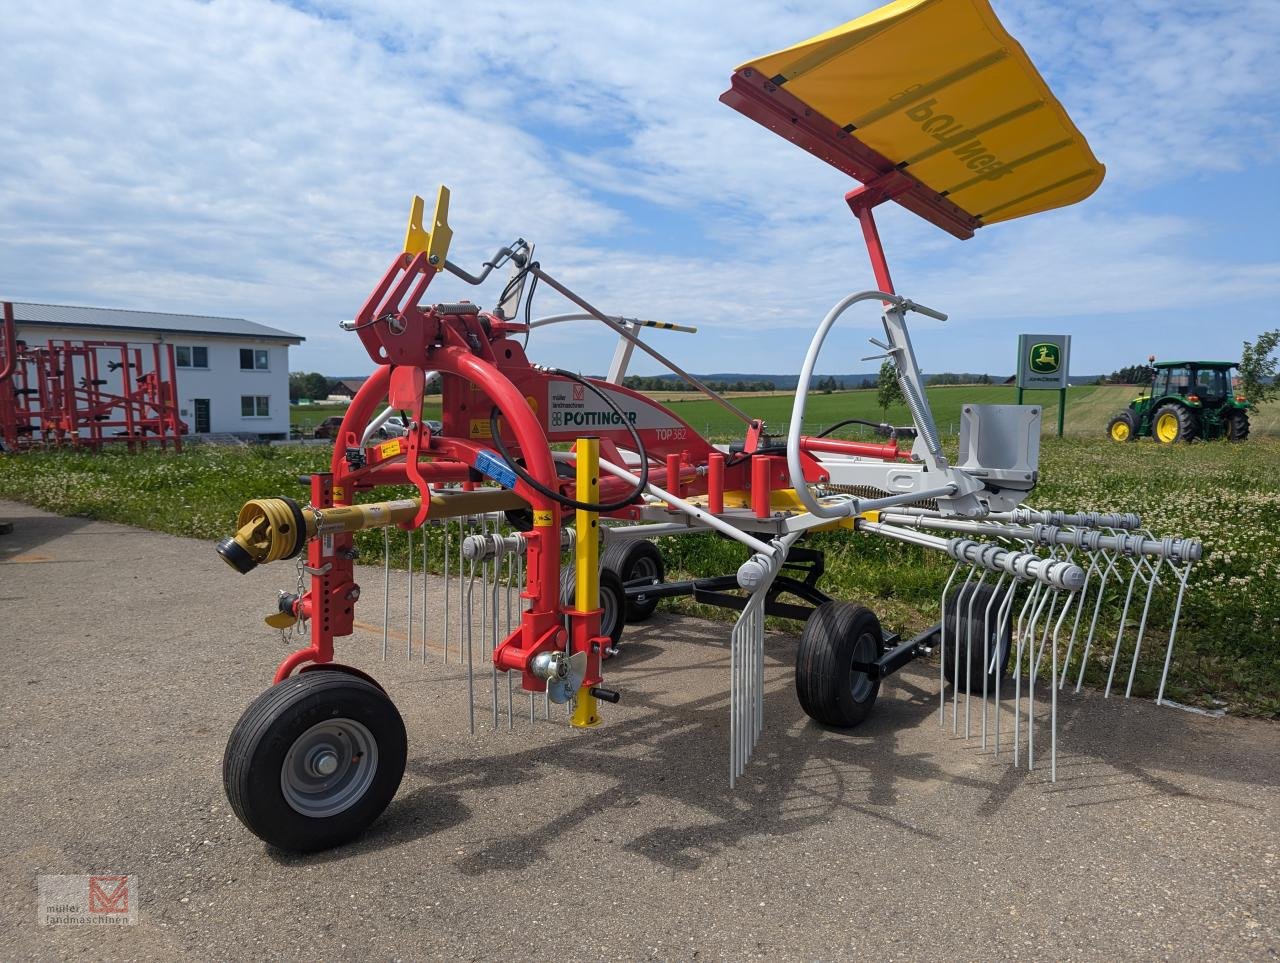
[721,0,1105,237]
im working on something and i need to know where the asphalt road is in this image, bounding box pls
[2,500,1277,960]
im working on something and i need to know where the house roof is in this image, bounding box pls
[331,378,367,394]
[6,301,303,343]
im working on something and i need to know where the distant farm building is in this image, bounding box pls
[7,302,302,439]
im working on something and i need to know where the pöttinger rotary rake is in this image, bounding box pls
[216,0,1207,853]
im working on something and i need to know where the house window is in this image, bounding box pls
[239,348,269,370]
[241,395,270,417]
[175,345,208,369]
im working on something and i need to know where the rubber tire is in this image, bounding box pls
[601,539,665,622]
[559,565,625,654]
[1106,410,1137,442]
[223,670,407,854]
[1152,403,1199,444]
[795,601,884,728]
[941,583,1013,694]
[1224,409,1250,442]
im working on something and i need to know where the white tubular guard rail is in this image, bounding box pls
[785,290,948,520]
[859,520,1086,590]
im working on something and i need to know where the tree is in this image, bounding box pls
[288,371,330,403]
[1240,329,1280,406]
[877,360,905,416]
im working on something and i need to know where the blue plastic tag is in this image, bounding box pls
[474,450,518,490]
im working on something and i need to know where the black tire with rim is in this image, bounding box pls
[223,670,407,853]
[1224,409,1250,442]
[1152,402,1199,444]
[795,601,884,727]
[559,564,625,654]
[601,539,665,622]
[1106,410,1137,442]
[941,582,1013,694]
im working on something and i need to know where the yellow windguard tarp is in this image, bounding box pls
[729,0,1104,228]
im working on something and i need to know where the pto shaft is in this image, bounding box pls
[216,488,528,574]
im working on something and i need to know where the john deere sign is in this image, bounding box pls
[1017,334,1071,389]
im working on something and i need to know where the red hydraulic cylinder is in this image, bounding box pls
[799,435,904,461]
[707,451,724,515]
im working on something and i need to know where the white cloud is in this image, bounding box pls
[1,0,1277,378]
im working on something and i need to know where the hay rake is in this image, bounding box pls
[214,0,1210,853]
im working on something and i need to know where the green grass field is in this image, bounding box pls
[3,393,1278,716]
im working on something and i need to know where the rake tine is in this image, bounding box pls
[465,555,476,735]
[457,518,466,664]
[1104,562,1142,698]
[994,577,1017,757]
[1047,589,1075,782]
[407,527,414,662]
[1123,553,1165,698]
[1060,551,1100,688]
[953,566,975,735]
[1156,561,1193,705]
[443,517,451,662]
[430,519,435,660]
[382,526,390,662]
[964,569,988,740]
[1075,551,1119,693]
[939,561,962,726]
[981,572,1007,750]
[1023,584,1053,770]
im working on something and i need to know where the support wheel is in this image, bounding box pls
[1224,409,1250,442]
[1152,403,1198,444]
[941,583,1013,694]
[560,565,625,654]
[601,539,665,622]
[1106,410,1136,442]
[795,601,884,727]
[223,670,406,853]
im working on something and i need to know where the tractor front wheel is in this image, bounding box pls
[1106,410,1137,442]
[1224,410,1250,442]
[795,602,884,727]
[223,671,407,853]
[1152,404,1199,444]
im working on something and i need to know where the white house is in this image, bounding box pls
[8,302,303,439]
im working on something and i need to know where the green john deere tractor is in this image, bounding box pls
[1107,360,1252,444]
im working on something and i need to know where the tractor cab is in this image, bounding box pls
[1108,360,1251,444]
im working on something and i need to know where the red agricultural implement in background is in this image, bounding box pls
[215,0,1206,854]
[0,302,185,452]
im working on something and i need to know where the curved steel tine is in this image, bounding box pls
[938,561,962,726]
[1012,571,1041,767]
[1124,553,1167,698]
[1061,549,1101,688]
[1104,560,1142,697]
[443,517,452,662]
[1023,583,1054,770]
[430,519,435,660]
[953,566,976,735]
[465,553,476,734]
[407,528,414,662]
[1076,549,1119,692]
[1156,560,1194,705]
[457,517,466,664]
[964,569,988,740]
[994,576,1017,757]
[1047,590,1076,782]
[981,572,1007,750]
[382,526,390,662]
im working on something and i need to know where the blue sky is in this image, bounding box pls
[2,0,1278,378]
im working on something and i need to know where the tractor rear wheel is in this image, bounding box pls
[1106,410,1137,442]
[223,670,407,853]
[1224,410,1250,442]
[1152,403,1199,444]
[601,539,664,622]
[795,602,884,727]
